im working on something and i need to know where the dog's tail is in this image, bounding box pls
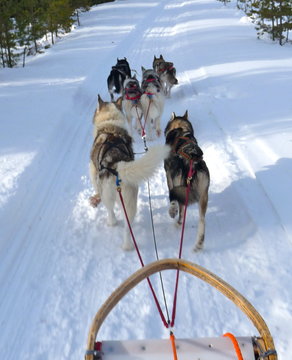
[117,145,170,186]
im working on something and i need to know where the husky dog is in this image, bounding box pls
[107,58,131,101]
[164,111,210,251]
[89,95,170,250]
[122,75,143,136]
[140,66,165,140]
[153,55,178,97]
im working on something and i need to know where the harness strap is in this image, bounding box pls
[172,136,197,161]
[98,136,133,174]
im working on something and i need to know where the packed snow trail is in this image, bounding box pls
[0,1,291,359]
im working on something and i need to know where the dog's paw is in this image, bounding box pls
[89,195,101,208]
[169,201,178,218]
[122,240,134,251]
[107,210,117,226]
[193,243,204,252]
[107,217,117,226]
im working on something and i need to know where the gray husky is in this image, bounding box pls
[153,55,178,97]
[140,66,165,140]
[89,95,170,250]
[122,75,143,136]
[164,111,210,251]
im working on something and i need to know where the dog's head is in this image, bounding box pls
[153,54,165,71]
[165,111,194,137]
[93,94,124,126]
[114,57,131,76]
[123,75,140,90]
[141,67,161,93]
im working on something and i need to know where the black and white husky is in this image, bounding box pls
[164,111,210,251]
[107,58,131,101]
[89,95,170,250]
[140,66,165,140]
[122,75,143,136]
[153,55,178,97]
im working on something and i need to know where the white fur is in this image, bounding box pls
[117,145,170,185]
[140,84,165,140]
[90,144,169,250]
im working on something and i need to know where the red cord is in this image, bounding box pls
[223,333,244,360]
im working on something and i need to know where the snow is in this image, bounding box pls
[0,0,291,359]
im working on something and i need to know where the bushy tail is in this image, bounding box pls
[117,145,170,186]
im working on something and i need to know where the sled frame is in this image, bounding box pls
[85,258,277,360]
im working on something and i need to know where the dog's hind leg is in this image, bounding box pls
[194,190,208,252]
[89,160,101,207]
[177,203,185,225]
[101,179,117,226]
[119,185,138,251]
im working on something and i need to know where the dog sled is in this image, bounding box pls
[84,258,277,360]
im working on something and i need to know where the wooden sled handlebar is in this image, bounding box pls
[85,258,277,360]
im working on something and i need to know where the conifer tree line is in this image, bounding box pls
[218,0,292,45]
[0,0,113,68]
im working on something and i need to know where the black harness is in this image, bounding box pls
[98,135,134,178]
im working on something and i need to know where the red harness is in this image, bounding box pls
[125,85,141,101]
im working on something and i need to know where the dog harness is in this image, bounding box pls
[172,135,203,162]
[97,135,134,178]
[125,82,142,102]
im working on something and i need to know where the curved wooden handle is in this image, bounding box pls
[85,258,277,360]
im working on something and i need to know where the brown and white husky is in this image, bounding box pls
[140,66,165,140]
[164,111,210,251]
[153,55,178,98]
[89,95,170,250]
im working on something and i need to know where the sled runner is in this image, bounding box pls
[84,258,277,360]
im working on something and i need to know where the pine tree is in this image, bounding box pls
[0,0,19,67]
[70,0,90,26]
[46,0,74,45]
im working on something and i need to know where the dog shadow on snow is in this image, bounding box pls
[86,158,290,254]
[204,158,291,252]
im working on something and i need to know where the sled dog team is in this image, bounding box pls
[89,56,210,251]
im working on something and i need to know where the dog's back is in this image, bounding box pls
[108,58,132,101]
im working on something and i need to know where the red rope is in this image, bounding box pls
[170,160,194,327]
[117,187,169,328]
[136,98,152,138]
[116,158,195,330]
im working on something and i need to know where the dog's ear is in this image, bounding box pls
[141,66,146,73]
[171,112,176,121]
[160,54,163,59]
[115,96,123,111]
[98,94,105,109]
[154,55,157,61]
[183,110,188,120]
